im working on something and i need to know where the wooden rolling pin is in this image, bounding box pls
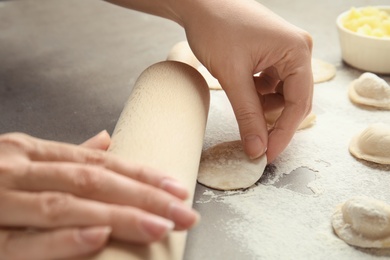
[83,61,210,260]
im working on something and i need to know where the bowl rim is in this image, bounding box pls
[336,5,390,41]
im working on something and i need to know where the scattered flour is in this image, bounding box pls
[194,70,390,259]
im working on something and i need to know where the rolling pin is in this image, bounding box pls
[83,60,210,260]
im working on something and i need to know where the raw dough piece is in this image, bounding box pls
[166,42,222,90]
[166,41,200,69]
[197,65,222,90]
[297,112,316,130]
[332,196,390,248]
[197,140,267,191]
[312,58,336,83]
[265,110,316,130]
[348,72,390,110]
[349,123,390,165]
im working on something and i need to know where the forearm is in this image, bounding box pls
[105,0,186,26]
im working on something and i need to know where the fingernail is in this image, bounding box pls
[76,226,112,246]
[141,215,174,239]
[169,203,200,229]
[160,179,189,199]
[244,134,266,159]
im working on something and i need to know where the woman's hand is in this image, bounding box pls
[107,0,313,165]
[178,0,314,162]
[0,132,199,260]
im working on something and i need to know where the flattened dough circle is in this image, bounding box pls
[265,110,316,131]
[197,65,222,90]
[197,140,267,191]
[332,197,390,248]
[312,58,336,83]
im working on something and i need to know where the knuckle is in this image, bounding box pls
[132,165,148,181]
[300,30,313,51]
[235,107,262,127]
[73,167,104,195]
[0,231,13,259]
[139,185,160,210]
[84,151,106,166]
[0,133,33,151]
[38,192,71,223]
[0,231,24,260]
[0,160,13,175]
[290,28,313,52]
[0,134,31,186]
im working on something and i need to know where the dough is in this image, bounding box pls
[312,58,336,83]
[197,140,267,191]
[166,41,200,69]
[348,72,390,110]
[332,196,390,248]
[265,110,316,130]
[165,42,221,90]
[349,123,390,165]
[197,65,222,90]
[297,112,316,130]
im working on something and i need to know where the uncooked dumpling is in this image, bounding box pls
[348,72,390,110]
[349,123,390,165]
[332,196,390,248]
[197,140,267,191]
[311,58,336,83]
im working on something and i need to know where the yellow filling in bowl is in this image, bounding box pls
[342,7,390,38]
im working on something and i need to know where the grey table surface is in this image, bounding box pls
[1,0,389,259]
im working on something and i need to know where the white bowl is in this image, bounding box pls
[336,6,390,74]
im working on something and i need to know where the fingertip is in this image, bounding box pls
[98,130,110,140]
[244,134,267,159]
[81,130,111,150]
[219,71,268,160]
[96,130,111,149]
[160,178,189,200]
[140,215,174,242]
[168,202,200,231]
[191,211,201,228]
[265,149,276,164]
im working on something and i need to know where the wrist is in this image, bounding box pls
[105,0,187,26]
[164,0,194,27]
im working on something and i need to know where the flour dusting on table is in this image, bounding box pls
[196,71,390,259]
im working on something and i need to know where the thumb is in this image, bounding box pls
[219,69,268,160]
